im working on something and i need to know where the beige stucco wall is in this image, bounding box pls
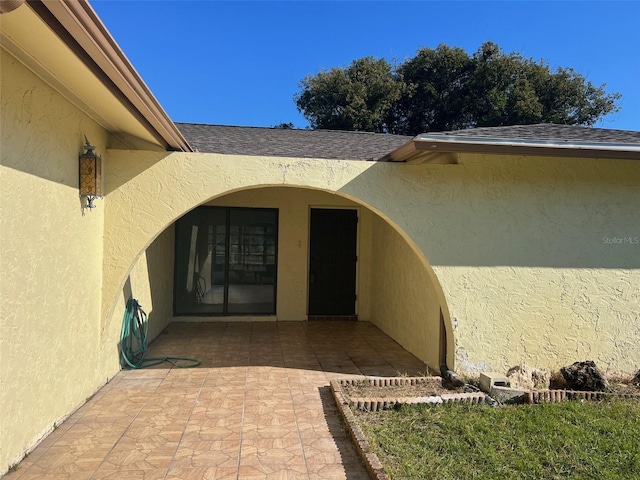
[425,154,640,374]
[103,149,640,378]
[0,49,111,471]
[126,226,175,341]
[369,215,446,372]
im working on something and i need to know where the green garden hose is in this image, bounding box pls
[120,298,200,369]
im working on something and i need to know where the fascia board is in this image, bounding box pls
[380,136,640,162]
[26,0,192,152]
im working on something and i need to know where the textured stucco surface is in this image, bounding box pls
[441,266,640,373]
[0,50,110,471]
[125,226,175,341]
[103,149,640,379]
[369,215,446,372]
[101,152,383,334]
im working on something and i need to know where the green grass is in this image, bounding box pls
[354,400,640,479]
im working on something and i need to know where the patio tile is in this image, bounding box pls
[171,440,239,469]
[100,441,179,470]
[165,467,238,479]
[91,468,167,479]
[239,443,306,465]
[6,471,94,480]
[181,423,241,443]
[10,321,426,478]
[237,462,308,477]
[26,444,113,474]
[52,423,128,446]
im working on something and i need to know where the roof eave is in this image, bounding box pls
[26,0,192,152]
[381,136,640,163]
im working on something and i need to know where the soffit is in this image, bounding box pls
[382,132,640,164]
[0,3,188,151]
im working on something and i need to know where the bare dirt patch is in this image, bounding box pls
[342,377,466,399]
[343,373,639,400]
[601,379,639,395]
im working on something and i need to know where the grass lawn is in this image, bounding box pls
[354,400,640,479]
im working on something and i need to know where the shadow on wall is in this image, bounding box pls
[117,276,134,367]
[104,150,173,194]
[339,158,640,269]
[2,143,77,189]
[117,227,175,368]
[144,226,175,340]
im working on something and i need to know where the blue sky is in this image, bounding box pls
[91,1,640,131]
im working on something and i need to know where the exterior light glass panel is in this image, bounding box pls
[79,139,102,208]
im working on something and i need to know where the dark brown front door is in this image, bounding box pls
[308,208,357,315]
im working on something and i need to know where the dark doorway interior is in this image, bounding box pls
[174,206,278,315]
[308,208,358,316]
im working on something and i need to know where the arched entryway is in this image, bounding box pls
[113,184,453,371]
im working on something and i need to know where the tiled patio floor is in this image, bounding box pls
[6,321,427,480]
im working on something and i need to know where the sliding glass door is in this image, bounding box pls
[174,207,277,315]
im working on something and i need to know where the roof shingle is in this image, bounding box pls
[437,124,640,144]
[176,123,640,160]
[176,123,412,160]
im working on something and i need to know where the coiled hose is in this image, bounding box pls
[120,298,200,369]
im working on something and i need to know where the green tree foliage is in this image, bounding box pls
[394,44,475,133]
[273,122,295,129]
[295,57,402,133]
[295,42,621,134]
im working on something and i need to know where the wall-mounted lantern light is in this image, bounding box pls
[79,136,102,210]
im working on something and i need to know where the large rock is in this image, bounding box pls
[506,365,550,389]
[631,370,640,387]
[440,364,466,390]
[560,361,610,392]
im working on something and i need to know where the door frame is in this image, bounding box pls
[307,206,359,318]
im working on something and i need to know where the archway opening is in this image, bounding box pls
[122,185,452,371]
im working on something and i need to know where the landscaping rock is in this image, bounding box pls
[560,361,610,392]
[440,364,466,389]
[506,365,551,389]
[490,385,528,404]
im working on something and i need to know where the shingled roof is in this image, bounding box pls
[176,123,412,160]
[437,124,640,144]
[176,122,640,162]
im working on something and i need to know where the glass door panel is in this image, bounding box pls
[174,207,277,315]
[227,209,277,314]
[174,208,226,314]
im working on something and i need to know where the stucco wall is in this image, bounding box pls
[103,150,639,377]
[420,154,640,374]
[126,226,175,341]
[0,50,111,470]
[369,215,445,372]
